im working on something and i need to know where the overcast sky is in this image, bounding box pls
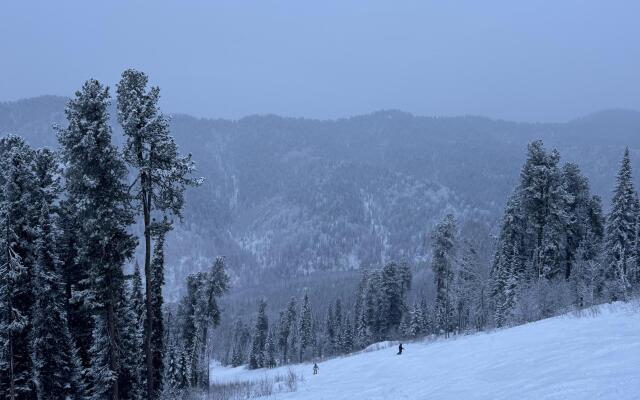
[2,1,639,122]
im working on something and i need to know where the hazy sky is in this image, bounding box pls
[2,1,639,122]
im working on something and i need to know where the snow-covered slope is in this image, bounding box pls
[210,302,640,399]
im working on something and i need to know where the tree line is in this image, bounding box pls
[0,70,210,400]
[219,140,640,371]
[216,261,412,369]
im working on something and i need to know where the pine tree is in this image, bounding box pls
[407,303,424,337]
[334,298,343,336]
[562,163,591,279]
[116,69,201,400]
[0,136,37,400]
[149,222,169,395]
[230,319,246,367]
[0,248,31,400]
[58,198,93,373]
[353,272,369,348]
[120,266,146,400]
[119,283,144,400]
[520,142,569,279]
[324,304,335,356]
[179,258,229,386]
[363,271,384,341]
[278,298,297,364]
[248,300,268,369]
[431,214,457,336]
[381,262,410,334]
[30,195,86,399]
[165,348,179,390]
[604,148,638,301]
[57,79,137,400]
[298,292,313,362]
[264,331,277,368]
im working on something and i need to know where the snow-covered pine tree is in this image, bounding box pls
[334,298,343,340]
[248,300,268,369]
[120,264,146,400]
[381,262,411,334]
[519,142,569,279]
[410,303,425,337]
[490,192,526,297]
[363,270,384,341]
[353,272,369,348]
[130,262,145,328]
[117,69,200,399]
[339,317,354,354]
[58,197,93,372]
[452,244,473,332]
[116,69,201,400]
[420,299,433,334]
[571,225,604,308]
[149,221,169,396]
[0,239,29,400]
[562,163,591,279]
[180,257,229,386]
[165,347,179,390]
[29,169,86,399]
[324,304,335,356]
[230,319,246,367]
[278,298,297,364]
[119,279,144,400]
[298,292,313,362]
[57,79,137,400]
[604,148,639,301]
[431,214,457,336]
[264,331,277,368]
[0,136,37,400]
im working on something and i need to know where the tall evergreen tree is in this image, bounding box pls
[380,262,411,334]
[248,300,268,369]
[177,258,229,386]
[278,298,297,364]
[324,304,335,356]
[298,292,313,362]
[116,69,200,400]
[0,136,37,400]
[230,319,246,367]
[58,79,137,400]
[604,148,638,301]
[149,222,169,395]
[264,331,277,368]
[519,142,568,279]
[431,214,457,336]
[30,167,85,400]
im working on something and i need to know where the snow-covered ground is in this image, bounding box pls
[210,302,640,399]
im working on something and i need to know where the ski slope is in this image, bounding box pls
[211,302,640,399]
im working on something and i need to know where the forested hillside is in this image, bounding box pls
[2,97,640,299]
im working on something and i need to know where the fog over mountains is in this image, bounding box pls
[2,95,639,299]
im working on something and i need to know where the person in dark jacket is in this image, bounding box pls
[397,343,404,355]
[313,363,319,375]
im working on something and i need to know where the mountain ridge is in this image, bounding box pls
[2,96,640,298]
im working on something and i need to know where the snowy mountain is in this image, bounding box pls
[210,302,640,399]
[2,97,640,297]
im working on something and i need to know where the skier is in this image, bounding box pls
[397,343,404,355]
[313,363,319,375]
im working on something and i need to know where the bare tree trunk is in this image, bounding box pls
[143,181,154,400]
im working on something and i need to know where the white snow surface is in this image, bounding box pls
[211,302,640,399]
